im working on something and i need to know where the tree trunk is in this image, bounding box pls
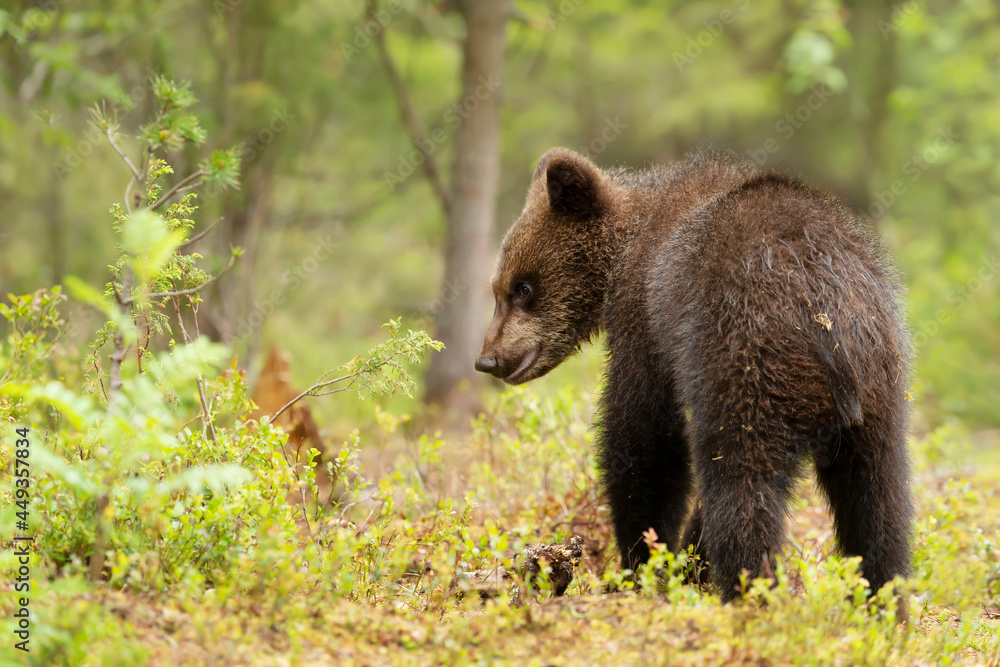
[424,0,509,413]
[845,0,897,221]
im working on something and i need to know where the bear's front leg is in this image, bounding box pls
[596,367,691,571]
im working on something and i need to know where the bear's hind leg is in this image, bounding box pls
[814,414,913,595]
[692,424,801,602]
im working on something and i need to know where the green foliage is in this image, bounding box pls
[292,318,444,404]
[140,76,206,151]
[0,85,449,662]
[0,286,66,387]
[4,370,998,663]
[1,3,999,664]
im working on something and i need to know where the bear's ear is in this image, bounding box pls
[535,148,608,218]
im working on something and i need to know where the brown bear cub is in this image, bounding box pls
[475,147,913,602]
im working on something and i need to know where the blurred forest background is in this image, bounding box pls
[1,0,998,437]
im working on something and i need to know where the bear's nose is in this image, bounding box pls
[475,356,499,373]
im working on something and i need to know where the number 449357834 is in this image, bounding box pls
[14,427,30,530]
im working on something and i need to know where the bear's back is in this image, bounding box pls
[622,160,907,429]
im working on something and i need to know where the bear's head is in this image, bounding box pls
[475,148,617,384]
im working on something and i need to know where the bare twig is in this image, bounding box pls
[106,268,134,414]
[139,146,154,188]
[0,354,22,387]
[92,360,109,404]
[105,126,142,183]
[107,335,129,412]
[110,281,126,306]
[368,0,452,215]
[298,486,314,538]
[124,174,135,215]
[269,371,360,423]
[150,169,206,211]
[179,216,225,250]
[196,366,218,445]
[136,314,150,373]
[309,387,360,398]
[172,296,217,445]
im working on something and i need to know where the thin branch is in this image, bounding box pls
[269,372,361,423]
[107,337,130,412]
[298,486,314,538]
[0,350,23,387]
[150,169,206,211]
[178,216,225,250]
[136,314,150,374]
[105,127,142,183]
[106,267,133,414]
[317,364,353,383]
[122,254,237,305]
[124,174,135,215]
[110,281,126,306]
[139,146,154,189]
[368,0,452,215]
[88,494,110,583]
[172,296,217,445]
[310,387,358,398]
[95,364,109,404]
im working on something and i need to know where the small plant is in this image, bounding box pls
[0,287,66,388]
[269,318,443,422]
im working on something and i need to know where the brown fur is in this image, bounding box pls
[476,147,913,603]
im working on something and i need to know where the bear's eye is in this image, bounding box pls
[511,281,536,309]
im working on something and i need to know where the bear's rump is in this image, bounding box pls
[644,183,905,440]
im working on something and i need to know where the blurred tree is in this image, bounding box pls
[371,0,511,415]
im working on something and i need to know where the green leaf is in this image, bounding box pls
[124,209,185,284]
[199,148,242,190]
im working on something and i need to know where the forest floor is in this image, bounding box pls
[32,435,999,667]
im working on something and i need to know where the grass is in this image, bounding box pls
[2,381,998,666]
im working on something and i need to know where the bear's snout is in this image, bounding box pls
[474,355,499,374]
[474,346,540,383]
